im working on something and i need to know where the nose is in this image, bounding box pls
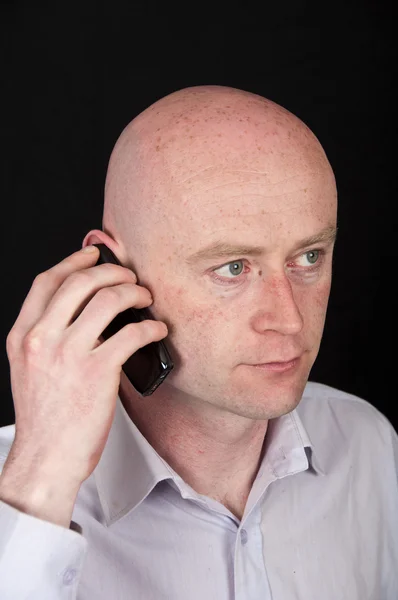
[250,272,304,336]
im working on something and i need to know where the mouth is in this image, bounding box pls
[248,356,301,373]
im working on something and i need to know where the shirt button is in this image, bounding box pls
[240,529,248,545]
[63,568,77,586]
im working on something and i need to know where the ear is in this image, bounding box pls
[82,230,120,255]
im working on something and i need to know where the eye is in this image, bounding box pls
[288,249,326,271]
[298,250,320,266]
[213,260,245,279]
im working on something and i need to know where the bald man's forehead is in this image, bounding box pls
[161,131,324,190]
[159,166,336,228]
[103,86,335,265]
[137,133,331,236]
[148,164,336,269]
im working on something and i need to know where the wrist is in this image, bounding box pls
[0,452,81,528]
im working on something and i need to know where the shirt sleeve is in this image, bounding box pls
[0,499,88,600]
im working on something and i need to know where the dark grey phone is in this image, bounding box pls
[93,243,174,396]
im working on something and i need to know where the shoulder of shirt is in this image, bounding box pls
[0,422,16,473]
[300,380,398,460]
[302,380,391,422]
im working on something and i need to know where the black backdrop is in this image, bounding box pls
[2,1,397,429]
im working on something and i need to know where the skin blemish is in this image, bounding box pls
[258,270,262,276]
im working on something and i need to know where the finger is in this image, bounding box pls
[9,247,101,345]
[64,282,154,350]
[93,319,169,368]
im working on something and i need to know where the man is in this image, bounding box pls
[0,85,397,599]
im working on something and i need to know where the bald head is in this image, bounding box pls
[95,84,337,419]
[102,85,333,270]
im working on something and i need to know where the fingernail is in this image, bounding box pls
[82,245,98,253]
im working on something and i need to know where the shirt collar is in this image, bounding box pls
[260,403,326,479]
[94,390,325,527]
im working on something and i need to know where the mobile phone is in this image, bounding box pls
[92,243,174,396]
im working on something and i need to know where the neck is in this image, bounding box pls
[119,373,268,520]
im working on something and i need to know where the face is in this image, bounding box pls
[112,99,337,420]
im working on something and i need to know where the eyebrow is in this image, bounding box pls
[185,225,338,265]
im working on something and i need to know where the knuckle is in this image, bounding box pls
[142,319,158,335]
[126,321,150,341]
[102,263,122,276]
[124,267,137,281]
[32,271,47,287]
[102,263,135,278]
[68,270,91,286]
[23,327,44,354]
[100,262,116,274]
[6,330,17,355]
[96,286,121,304]
[125,321,143,336]
[124,322,137,335]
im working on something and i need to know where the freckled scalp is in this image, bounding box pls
[102,85,335,265]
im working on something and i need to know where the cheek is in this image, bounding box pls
[154,283,223,337]
[297,279,331,329]
[314,279,332,309]
[158,287,228,370]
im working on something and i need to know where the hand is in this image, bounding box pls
[4,245,168,488]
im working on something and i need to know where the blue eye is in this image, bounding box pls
[213,260,245,279]
[211,248,326,287]
[295,250,322,267]
[305,250,319,265]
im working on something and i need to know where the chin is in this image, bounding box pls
[228,388,304,421]
[223,366,310,420]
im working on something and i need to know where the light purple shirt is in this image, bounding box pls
[0,381,397,599]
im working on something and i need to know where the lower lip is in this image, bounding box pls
[250,358,300,372]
